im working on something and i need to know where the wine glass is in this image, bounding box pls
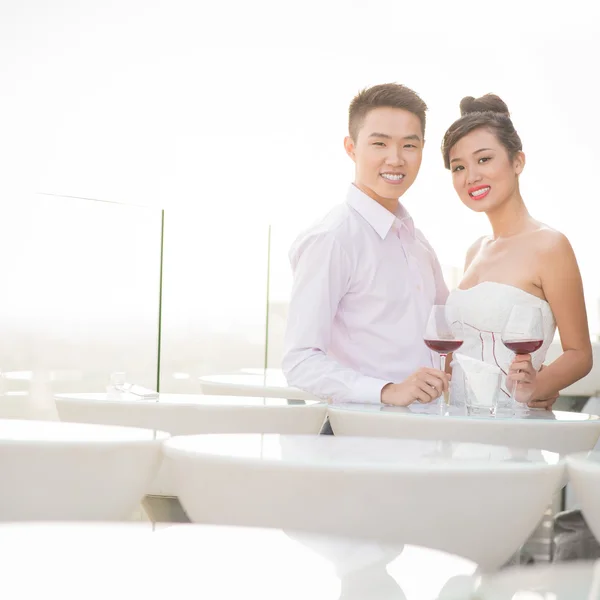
[423,305,464,405]
[501,305,544,408]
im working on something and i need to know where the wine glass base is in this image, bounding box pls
[465,406,495,417]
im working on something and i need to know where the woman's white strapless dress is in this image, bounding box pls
[445,282,556,403]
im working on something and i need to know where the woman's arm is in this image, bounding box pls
[530,232,592,403]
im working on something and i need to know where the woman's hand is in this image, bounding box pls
[526,394,559,410]
[507,354,537,404]
[526,363,559,410]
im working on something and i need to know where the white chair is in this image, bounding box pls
[566,451,600,544]
[474,559,600,598]
[0,419,165,521]
[54,392,327,518]
[0,522,478,600]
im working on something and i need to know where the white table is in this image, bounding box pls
[54,392,327,435]
[474,559,600,599]
[0,522,478,600]
[328,403,600,455]
[0,419,165,521]
[164,433,565,571]
[567,451,600,544]
[0,370,82,420]
[54,392,327,503]
[198,369,319,401]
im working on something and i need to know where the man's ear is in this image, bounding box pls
[344,136,356,162]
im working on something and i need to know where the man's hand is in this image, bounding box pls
[381,368,451,406]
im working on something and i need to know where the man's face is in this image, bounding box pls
[344,107,424,205]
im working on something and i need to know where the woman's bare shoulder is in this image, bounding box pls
[531,223,573,254]
[467,235,488,251]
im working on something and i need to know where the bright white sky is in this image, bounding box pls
[1,0,599,335]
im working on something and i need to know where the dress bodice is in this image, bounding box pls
[446,281,556,398]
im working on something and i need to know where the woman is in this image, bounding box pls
[442,94,592,409]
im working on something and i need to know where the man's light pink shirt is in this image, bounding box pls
[282,184,449,404]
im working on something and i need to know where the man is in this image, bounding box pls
[282,83,450,408]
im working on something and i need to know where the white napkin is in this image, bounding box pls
[453,353,501,407]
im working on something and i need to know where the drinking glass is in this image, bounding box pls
[424,305,464,405]
[501,305,544,409]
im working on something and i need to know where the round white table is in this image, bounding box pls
[567,451,600,544]
[0,419,165,521]
[327,403,600,455]
[54,392,328,504]
[54,392,327,435]
[0,522,478,600]
[198,369,319,401]
[474,559,600,599]
[164,433,565,571]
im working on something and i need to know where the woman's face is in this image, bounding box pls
[448,127,524,213]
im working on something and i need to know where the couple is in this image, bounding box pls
[282,83,592,411]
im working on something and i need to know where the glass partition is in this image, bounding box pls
[0,193,162,419]
[158,209,269,393]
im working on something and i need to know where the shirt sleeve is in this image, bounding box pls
[282,231,390,404]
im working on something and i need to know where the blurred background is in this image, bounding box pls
[0,0,598,414]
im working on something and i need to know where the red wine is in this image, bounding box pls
[424,339,464,353]
[502,339,543,354]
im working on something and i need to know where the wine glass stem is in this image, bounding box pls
[510,352,519,404]
[440,353,449,405]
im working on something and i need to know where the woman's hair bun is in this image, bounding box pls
[459,94,510,117]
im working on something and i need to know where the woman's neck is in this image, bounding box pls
[487,191,531,239]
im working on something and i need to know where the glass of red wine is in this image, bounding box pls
[501,305,544,408]
[424,305,464,405]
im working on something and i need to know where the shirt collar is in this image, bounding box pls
[346,184,415,240]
